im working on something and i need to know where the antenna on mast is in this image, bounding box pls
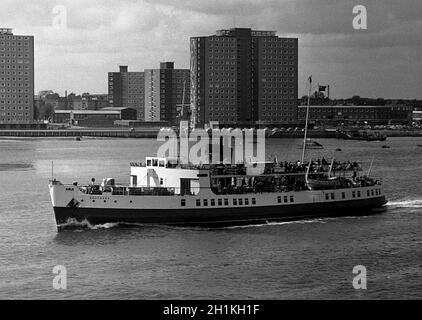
[367,156,375,177]
[301,76,312,164]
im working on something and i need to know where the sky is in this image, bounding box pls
[1,0,422,99]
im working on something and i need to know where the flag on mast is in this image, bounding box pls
[318,85,327,92]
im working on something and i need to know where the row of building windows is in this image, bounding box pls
[262,61,295,66]
[0,112,30,116]
[0,83,31,87]
[0,77,30,81]
[0,59,30,64]
[0,72,30,76]
[262,100,296,105]
[0,53,31,58]
[260,66,296,72]
[261,55,295,60]
[208,61,236,66]
[262,106,296,111]
[0,94,30,98]
[0,67,31,72]
[0,88,31,93]
[0,47,31,52]
[0,105,30,109]
[261,50,295,54]
[261,42,295,47]
[0,35,31,39]
[0,41,31,46]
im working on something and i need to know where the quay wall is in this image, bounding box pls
[0,129,159,138]
[0,129,421,138]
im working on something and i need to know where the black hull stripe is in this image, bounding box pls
[54,196,387,228]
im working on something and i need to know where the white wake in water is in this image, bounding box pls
[222,217,359,229]
[59,218,120,230]
[387,199,422,209]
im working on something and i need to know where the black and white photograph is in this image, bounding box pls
[0,0,421,307]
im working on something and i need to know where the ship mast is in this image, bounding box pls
[301,76,312,164]
[181,79,186,118]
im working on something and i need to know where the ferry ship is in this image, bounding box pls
[49,156,387,230]
[48,76,387,230]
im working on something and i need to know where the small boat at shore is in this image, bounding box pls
[297,138,323,149]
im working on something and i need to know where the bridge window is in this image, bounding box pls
[160,178,163,185]
[277,196,282,203]
[352,191,356,198]
[325,194,329,200]
[252,198,256,205]
[239,199,243,205]
[181,199,186,207]
[211,199,215,206]
[342,192,345,199]
[245,198,249,205]
[218,199,222,206]
[357,191,361,197]
[371,190,374,196]
[233,199,237,205]
[367,190,370,197]
[331,193,335,200]
[290,195,294,202]
[196,199,201,206]
[284,196,288,203]
[203,199,208,206]
[224,199,229,206]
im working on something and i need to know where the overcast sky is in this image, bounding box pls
[2,0,422,98]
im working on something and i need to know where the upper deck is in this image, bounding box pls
[68,156,381,197]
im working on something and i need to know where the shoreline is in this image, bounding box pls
[0,129,421,139]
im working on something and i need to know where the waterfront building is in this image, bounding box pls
[190,28,298,127]
[108,66,145,120]
[81,93,110,110]
[53,107,137,127]
[144,62,190,125]
[297,105,415,125]
[0,28,34,123]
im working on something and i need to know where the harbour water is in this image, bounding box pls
[0,137,421,299]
